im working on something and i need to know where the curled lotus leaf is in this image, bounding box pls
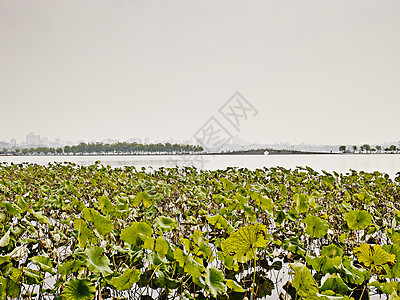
[0,229,10,247]
[294,193,309,214]
[154,216,177,231]
[206,215,234,233]
[226,279,245,293]
[320,273,350,294]
[110,268,142,291]
[121,222,153,245]
[174,248,204,278]
[205,267,227,297]
[85,246,112,276]
[383,244,400,278]
[31,256,55,275]
[369,281,400,297]
[290,262,319,297]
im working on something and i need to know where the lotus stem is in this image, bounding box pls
[251,251,256,300]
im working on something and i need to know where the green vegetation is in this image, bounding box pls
[0,163,400,299]
[339,144,398,153]
[0,142,204,155]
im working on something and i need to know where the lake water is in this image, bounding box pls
[1,154,399,178]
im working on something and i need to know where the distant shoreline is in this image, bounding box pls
[1,150,399,157]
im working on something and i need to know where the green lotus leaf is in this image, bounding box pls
[9,245,28,260]
[221,223,269,263]
[131,192,152,208]
[62,279,95,300]
[287,209,299,221]
[195,240,212,259]
[221,177,235,190]
[205,267,227,297]
[339,256,369,286]
[173,248,204,278]
[304,215,328,238]
[90,209,113,235]
[85,246,112,276]
[389,231,400,245]
[58,260,84,276]
[0,255,10,266]
[321,244,343,258]
[390,291,400,300]
[206,215,234,233]
[294,193,309,214]
[30,210,50,225]
[369,281,400,296]
[143,197,153,208]
[82,207,93,222]
[154,216,177,232]
[354,243,395,274]
[306,255,341,275]
[185,257,204,279]
[16,196,28,213]
[0,269,21,298]
[143,236,154,250]
[155,237,169,257]
[23,267,44,285]
[275,209,286,226]
[0,202,20,217]
[98,196,115,214]
[155,276,180,289]
[121,222,153,246]
[217,251,239,271]
[271,260,283,270]
[174,247,186,267]
[0,229,10,247]
[226,279,245,292]
[320,273,350,294]
[383,244,400,278]
[344,210,373,230]
[291,262,319,297]
[314,293,354,300]
[31,256,55,275]
[110,268,141,291]
[74,219,95,248]
[147,252,169,267]
[252,192,274,212]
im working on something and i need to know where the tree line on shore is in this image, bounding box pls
[0,141,204,155]
[339,144,399,153]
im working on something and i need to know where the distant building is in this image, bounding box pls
[26,133,37,145]
[41,137,48,146]
[102,138,119,144]
[10,139,16,146]
[127,137,143,144]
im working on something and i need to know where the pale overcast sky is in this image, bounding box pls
[0,0,399,145]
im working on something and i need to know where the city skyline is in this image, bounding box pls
[1,131,399,154]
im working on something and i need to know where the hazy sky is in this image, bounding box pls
[1,0,399,145]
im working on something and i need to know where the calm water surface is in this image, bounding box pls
[1,154,399,177]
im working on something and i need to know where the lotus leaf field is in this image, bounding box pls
[0,162,400,300]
